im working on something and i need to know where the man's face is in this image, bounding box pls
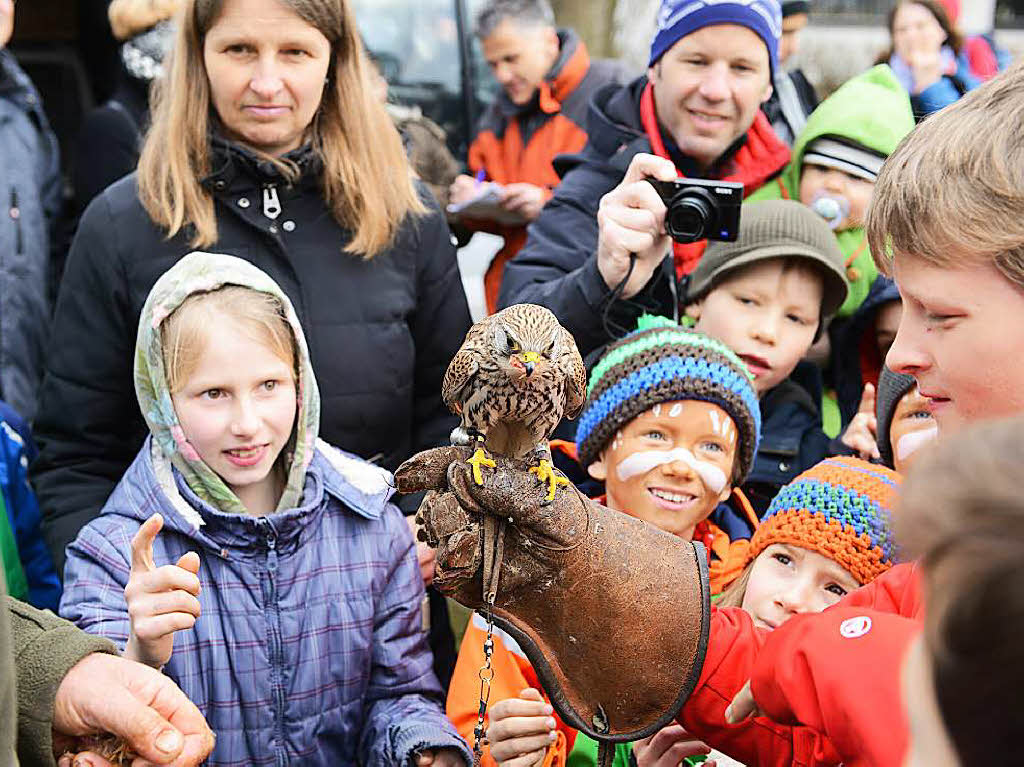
[687,259,823,394]
[779,12,809,63]
[481,18,560,106]
[588,400,737,542]
[647,24,773,171]
[887,255,1024,431]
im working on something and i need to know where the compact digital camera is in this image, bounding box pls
[646,178,744,244]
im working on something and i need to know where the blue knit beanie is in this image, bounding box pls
[649,0,782,75]
[576,316,761,482]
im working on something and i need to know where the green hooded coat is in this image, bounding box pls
[747,65,915,317]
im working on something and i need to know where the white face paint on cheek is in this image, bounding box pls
[896,425,939,463]
[615,448,728,494]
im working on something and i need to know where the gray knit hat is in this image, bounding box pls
[876,366,918,469]
[686,199,849,340]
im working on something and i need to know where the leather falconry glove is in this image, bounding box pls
[396,446,711,746]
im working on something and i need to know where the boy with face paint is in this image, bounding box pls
[446,316,762,767]
[875,366,937,474]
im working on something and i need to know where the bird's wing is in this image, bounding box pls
[442,348,481,415]
[560,328,588,420]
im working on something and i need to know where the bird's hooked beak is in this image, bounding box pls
[517,351,542,376]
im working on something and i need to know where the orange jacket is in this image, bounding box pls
[465,30,625,313]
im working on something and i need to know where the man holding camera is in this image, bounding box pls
[498,0,790,357]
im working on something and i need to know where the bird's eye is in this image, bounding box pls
[508,339,521,353]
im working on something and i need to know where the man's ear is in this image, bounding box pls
[587,452,608,481]
[646,60,661,86]
[760,78,774,104]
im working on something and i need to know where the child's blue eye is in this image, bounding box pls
[699,441,724,453]
[772,552,792,566]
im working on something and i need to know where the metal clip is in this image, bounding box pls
[262,185,282,220]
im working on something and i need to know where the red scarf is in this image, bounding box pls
[639,82,790,277]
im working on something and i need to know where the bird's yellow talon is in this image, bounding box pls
[468,447,496,485]
[529,459,570,501]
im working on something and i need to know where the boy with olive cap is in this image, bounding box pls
[684,198,848,514]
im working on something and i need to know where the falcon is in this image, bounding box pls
[442,303,586,499]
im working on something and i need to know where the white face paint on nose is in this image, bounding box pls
[896,425,939,463]
[615,447,728,494]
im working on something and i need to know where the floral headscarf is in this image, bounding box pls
[134,251,321,520]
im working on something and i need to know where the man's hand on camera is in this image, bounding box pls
[596,153,675,299]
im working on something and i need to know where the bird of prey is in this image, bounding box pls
[442,303,586,499]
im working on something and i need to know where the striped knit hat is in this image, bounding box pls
[749,457,899,585]
[576,316,761,482]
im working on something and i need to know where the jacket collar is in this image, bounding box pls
[200,135,323,193]
[124,439,393,556]
[495,28,590,119]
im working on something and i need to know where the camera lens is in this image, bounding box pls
[667,194,716,243]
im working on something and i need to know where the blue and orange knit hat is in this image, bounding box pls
[749,457,900,585]
[576,316,761,482]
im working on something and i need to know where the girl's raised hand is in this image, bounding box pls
[124,513,202,669]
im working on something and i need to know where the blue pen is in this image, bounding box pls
[474,168,486,187]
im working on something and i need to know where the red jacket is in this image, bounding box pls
[680,562,923,766]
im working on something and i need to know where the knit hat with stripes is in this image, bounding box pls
[749,457,900,585]
[576,315,761,481]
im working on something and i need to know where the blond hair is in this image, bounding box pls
[138,0,424,257]
[162,286,296,393]
[715,563,752,608]
[108,0,182,40]
[867,61,1024,289]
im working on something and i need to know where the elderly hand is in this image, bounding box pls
[52,652,214,766]
[596,153,676,299]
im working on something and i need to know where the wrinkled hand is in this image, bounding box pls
[52,652,214,766]
[841,383,879,460]
[632,724,713,766]
[487,688,556,767]
[415,747,467,766]
[124,514,202,668]
[724,680,764,725]
[596,153,675,299]
[501,183,548,221]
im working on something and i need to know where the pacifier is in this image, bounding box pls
[810,192,851,230]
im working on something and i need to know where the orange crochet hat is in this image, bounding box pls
[748,457,900,585]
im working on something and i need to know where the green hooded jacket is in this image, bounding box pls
[747,65,915,317]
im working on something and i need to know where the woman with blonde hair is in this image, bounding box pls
[35,0,471,606]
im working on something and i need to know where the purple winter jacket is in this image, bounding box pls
[59,438,471,766]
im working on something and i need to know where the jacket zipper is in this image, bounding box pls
[259,518,288,767]
[262,184,282,220]
[9,188,22,255]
